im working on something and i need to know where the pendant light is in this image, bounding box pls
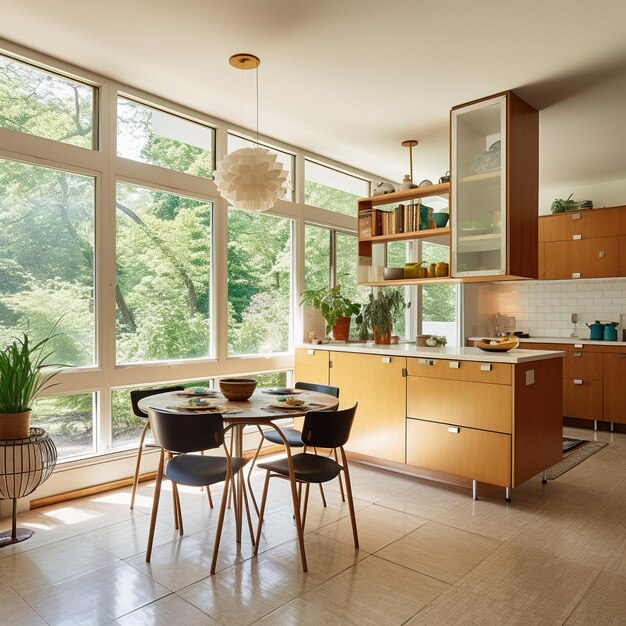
[214,54,288,213]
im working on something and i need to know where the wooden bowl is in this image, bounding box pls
[219,378,257,401]
[475,337,519,352]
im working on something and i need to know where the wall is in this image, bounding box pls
[463,278,626,340]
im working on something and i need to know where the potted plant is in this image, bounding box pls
[0,330,63,439]
[361,289,405,344]
[300,285,362,341]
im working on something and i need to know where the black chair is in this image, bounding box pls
[254,404,359,572]
[247,382,343,515]
[145,408,253,574]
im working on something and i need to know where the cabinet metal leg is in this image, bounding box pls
[541,470,548,484]
[610,422,615,432]
[472,480,478,501]
[505,487,512,502]
[594,420,598,431]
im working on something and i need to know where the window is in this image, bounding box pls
[228,210,292,355]
[0,159,96,367]
[115,183,212,364]
[304,225,331,292]
[228,133,294,201]
[33,393,96,459]
[304,160,369,217]
[335,231,371,307]
[117,97,214,177]
[386,241,410,339]
[421,242,457,345]
[0,54,95,148]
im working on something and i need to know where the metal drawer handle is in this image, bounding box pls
[382,357,391,363]
[480,363,492,372]
[307,349,315,355]
[574,379,583,385]
[449,361,460,369]
[572,272,581,279]
[573,234,582,240]
[599,251,605,258]
[574,352,582,357]
[419,359,435,366]
[574,344,583,349]
[571,213,581,220]
[448,426,460,434]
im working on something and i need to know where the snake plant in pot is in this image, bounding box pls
[0,330,63,439]
[300,285,362,341]
[361,289,406,344]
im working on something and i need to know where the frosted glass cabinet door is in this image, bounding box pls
[452,94,507,276]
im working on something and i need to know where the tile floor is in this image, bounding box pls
[1,426,625,625]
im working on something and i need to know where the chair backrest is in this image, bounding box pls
[295,381,340,399]
[148,408,225,453]
[130,386,185,419]
[301,403,357,449]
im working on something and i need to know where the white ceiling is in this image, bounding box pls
[2,0,626,192]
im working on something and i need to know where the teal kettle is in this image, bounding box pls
[586,321,605,340]
[604,322,618,341]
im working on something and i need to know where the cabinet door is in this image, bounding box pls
[294,348,329,386]
[330,351,406,463]
[539,208,620,243]
[619,236,626,277]
[564,351,602,380]
[544,237,619,280]
[603,352,626,424]
[452,94,507,277]
[406,418,511,487]
[563,378,602,419]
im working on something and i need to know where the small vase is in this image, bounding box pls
[0,410,32,439]
[332,316,351,342]
[373,326,392,345]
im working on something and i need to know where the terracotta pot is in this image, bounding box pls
[373,325,392,345]
[0,410,32,439]
[332,316,351,342]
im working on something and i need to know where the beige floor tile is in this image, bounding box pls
[0,581,46,626]
[314,503,427,553]
[125,535,228,592]
[21,560,169,625]
[113,593,219,625]
[457,543,600,622]
[603,533,626,578]
[254,597,354,626]
[376,521,500,583]
[302,555,448,626]
[565,571,626,625]
[406,586,553,626]
[0,534,118,595]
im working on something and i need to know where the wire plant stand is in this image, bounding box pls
[0,428,57,547]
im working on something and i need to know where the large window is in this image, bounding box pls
[0,159,95,367]
[422,242,457,345]
[115,183,212,364]
[228,133,295,202]
[304,161,369,217]
[0,54,94,148]
[117,97,214,177]
[228,210,292,355]
[304,225,331,292]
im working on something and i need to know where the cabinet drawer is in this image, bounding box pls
[563,378,602,420]
[406,418,511,487]
[544,237,619,280]
[564,351,602,380]
[407,357,511,385]
[407,376,512,433]
[539,208,620,243]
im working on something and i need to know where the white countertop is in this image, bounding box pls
[298,342,564,364]
[468,336,626,347]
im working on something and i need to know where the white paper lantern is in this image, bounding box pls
[214,146,288,213]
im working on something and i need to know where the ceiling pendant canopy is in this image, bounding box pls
[214,54,287,213]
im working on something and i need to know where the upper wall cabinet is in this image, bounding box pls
[451,91,538,280]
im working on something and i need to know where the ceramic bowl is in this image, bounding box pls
[433,212,449,228]
[219,378,257,401]
[383,267,404,280]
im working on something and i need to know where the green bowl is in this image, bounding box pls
[433,213,449,228]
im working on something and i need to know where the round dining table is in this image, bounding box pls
[137,387,339,555]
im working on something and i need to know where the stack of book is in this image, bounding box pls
[359,203,425,237]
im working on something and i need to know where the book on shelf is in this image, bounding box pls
[366,203,423,237]
[358,208,372,238]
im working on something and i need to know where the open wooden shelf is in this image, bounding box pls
[359,227,450,245]
[458,170,500,184]
[360,276,455,286]
[358,182,450,207]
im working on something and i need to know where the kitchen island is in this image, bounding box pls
[295,343,565,500]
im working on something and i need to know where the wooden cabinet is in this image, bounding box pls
[563,378,603,420]
[451,90,538,280]
[329,351,406,463]
[294,348,329,386]
[538,205,626,280]
[603,352,626,424]
[407,356,512,385]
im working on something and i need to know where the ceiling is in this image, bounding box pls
[2,0,626,193]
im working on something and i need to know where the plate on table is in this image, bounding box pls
[268,400,311,411]
[174,387,218,398]
[475,337,519,352]
[262,387,302,396]
[168,399,237,413]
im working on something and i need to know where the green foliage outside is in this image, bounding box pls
[422,243,456,322]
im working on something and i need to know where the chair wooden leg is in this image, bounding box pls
[241,476,256,547]
[247,427,265,517]
[210,470,231,575]
[340,447,359,550]
[146,449,164,562]
[318,483,327,508]
[172,482,184,536]
[207,485,214,509]
[333,448,346,502]
[254,470,271,555]
[301,482,310,532]
[130,421,150,510]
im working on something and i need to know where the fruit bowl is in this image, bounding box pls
[219,378,257,401]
